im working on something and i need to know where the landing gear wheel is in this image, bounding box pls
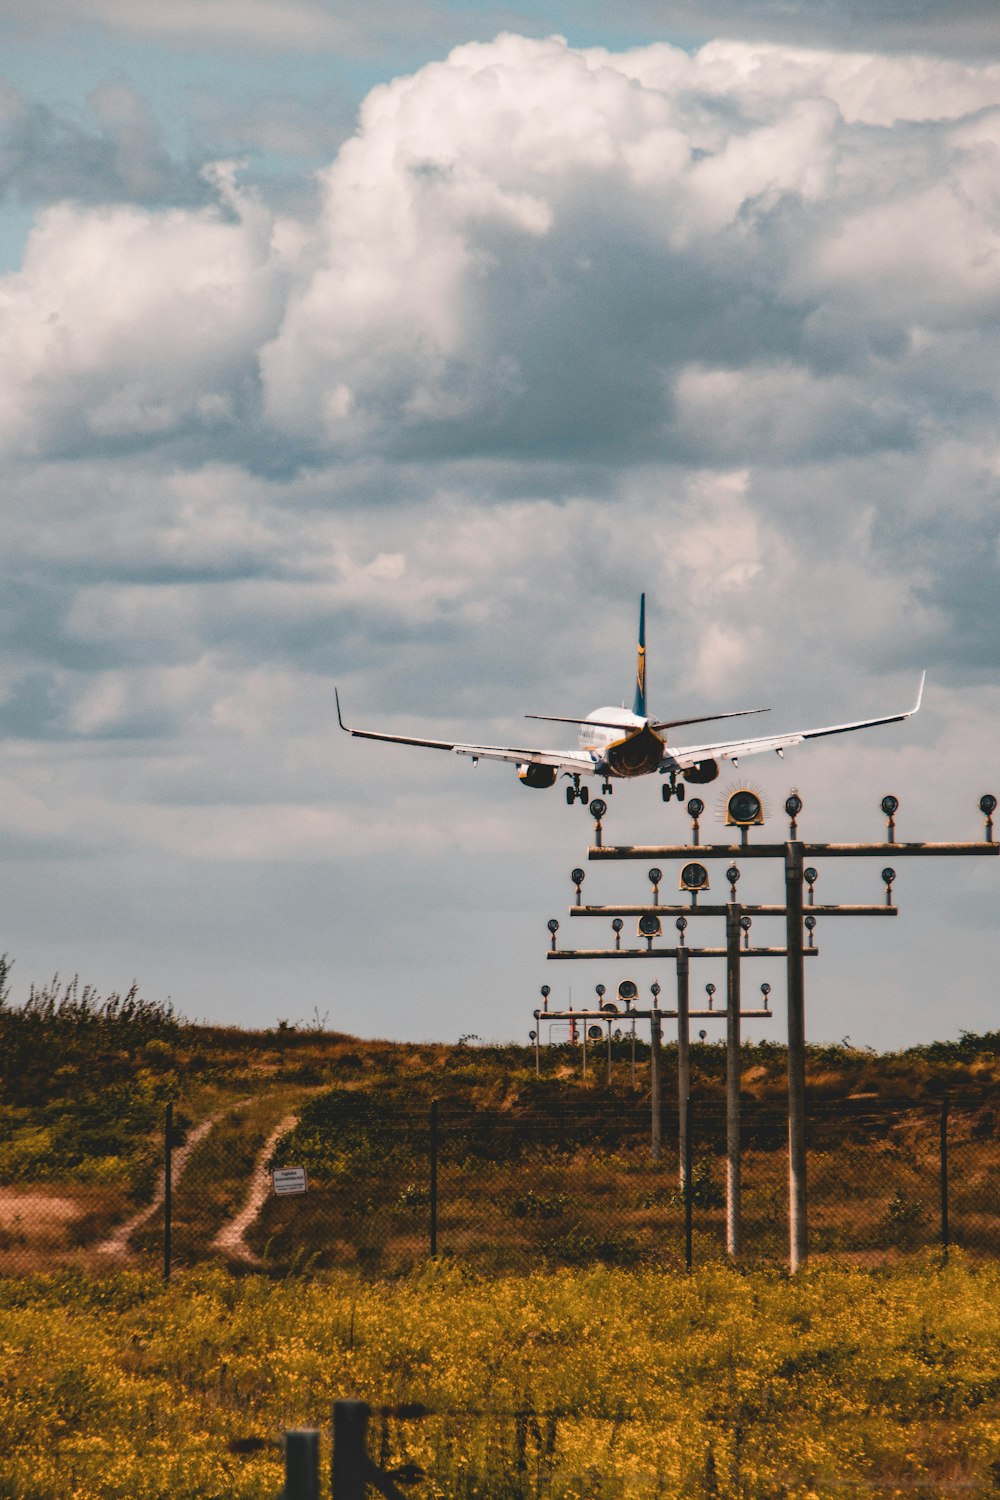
[676,782,685,802]
[662,784,672,803]
[579,785,589,806]
[566,787,575,806]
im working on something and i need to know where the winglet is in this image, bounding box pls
[335,687,348,732]
[911,671,926,716]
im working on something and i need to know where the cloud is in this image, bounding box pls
[0,33,998,1038]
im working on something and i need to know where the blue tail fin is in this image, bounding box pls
[632,593,647,717]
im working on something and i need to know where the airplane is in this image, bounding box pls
[335,595,925,806]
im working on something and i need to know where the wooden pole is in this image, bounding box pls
[676,948,690,1191]
[725,904,742,1259]
[785,841,808,1272]
[940,1096,950,1255]
[429,1100,438,1259]
[650,1007,662,1163]
[284,1429,321,1500]
[163,1102,172,1283]
[332,1401,370,1500]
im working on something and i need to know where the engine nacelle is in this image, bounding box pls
[683,759,720,785]
[518,762,558,789]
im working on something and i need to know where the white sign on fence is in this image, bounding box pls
[272,1166,308,1196]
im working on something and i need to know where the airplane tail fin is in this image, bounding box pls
[632,593,647,717]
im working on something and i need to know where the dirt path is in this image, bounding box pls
[95,1105,241,1258]
[211,1114,299,1263]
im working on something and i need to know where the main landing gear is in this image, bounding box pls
[662,775,686,803]
[566,776,590,806]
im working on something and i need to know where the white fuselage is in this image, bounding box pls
[577,706,646,753]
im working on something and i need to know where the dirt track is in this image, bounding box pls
[211,1114,299,1262]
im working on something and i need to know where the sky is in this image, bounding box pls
[1,0,998,1048]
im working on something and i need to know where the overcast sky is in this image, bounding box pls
[1,0,998,1047]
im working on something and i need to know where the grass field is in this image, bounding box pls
[1,1256,998,1498]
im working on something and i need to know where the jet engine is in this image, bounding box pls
[683,759,720,785]
[518,762,558,789]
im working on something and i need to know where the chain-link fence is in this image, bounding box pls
[0,1092,995,1275]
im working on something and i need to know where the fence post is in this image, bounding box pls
[333,1400,371,1500]
[285,1429,320,1500]
[940,1096,950,1254]
[684,1095,693,1271]
[429,1100,438,1258]
[163,1102,173,1282]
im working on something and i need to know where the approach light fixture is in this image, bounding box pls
[650,981,661,1002]
[785,792,803,818]
[547,918,559,951]
[611,917,624,950]
[618,980,639,1006]
[587,1025,603,1041]
[698,1030,708,1041]
[881,795,899,816]
[589,798,607,821]
[571,868,585,904]
[595,984,606,999]
[675,916,688,934]
[638,913,662,939]
[726,788,764,827]
[706,982,716,1010]
[679,862,710,892]
[648,867,663,903]
[688,797,705,819]
[980,794,997,816]
[540,984,551,998]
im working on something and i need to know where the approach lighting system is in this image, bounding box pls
[726,788,764,827]
[679,862,710,892]
[785,790,803,833]
[617,980,639,1006]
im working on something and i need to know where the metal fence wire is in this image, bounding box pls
[0,1094,995,1275]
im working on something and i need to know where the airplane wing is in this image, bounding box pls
[665,673,925,771]
[335,691,595,773]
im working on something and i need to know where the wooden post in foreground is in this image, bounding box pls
[333,1400,370,1500]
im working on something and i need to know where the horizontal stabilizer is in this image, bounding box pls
[525,713,641,730]
[652,707,770,732]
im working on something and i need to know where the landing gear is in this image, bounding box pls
[566,776,589,805]
[601,781,614,796]
[662,773,685,803]
[662,783,672,803]
[580,784,589,805]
